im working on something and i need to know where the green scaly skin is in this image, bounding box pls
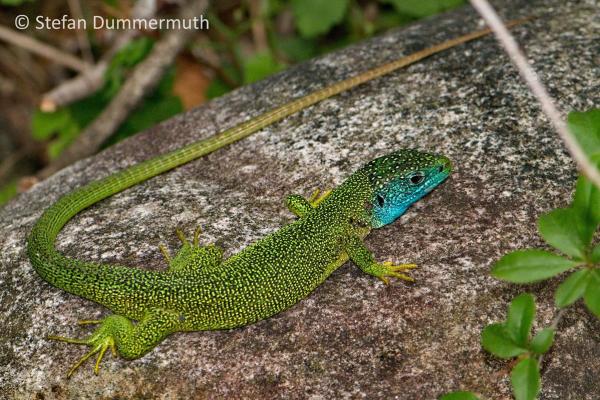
[26,23,521,376]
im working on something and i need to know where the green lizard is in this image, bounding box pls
[27,21,524,376]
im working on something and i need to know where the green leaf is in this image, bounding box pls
[492,250,580,283]
[47,121,80,159]
[31,109,72,140]
[104,37,154,98]
[481,323,527,359]
[568,109,600,157]
[439,392,481,400]
[291,0,349,38]
[0,180,17,207]
[530,328,555,354]
[1,0,33,5]
[591,244,600,263]
[372,9,414,31]
[273,36,318,62]
[584,269,600,318]
[511,357,540,400]
[265,0,284,18]
[555,269,590,307]
[505,293,535,346]
[538,208,587,259]
[242,51,285,84]
[380,0,465,18]
[205,78,231,99]
[573,172,600,233]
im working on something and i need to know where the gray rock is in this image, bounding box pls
[1,0,599,398]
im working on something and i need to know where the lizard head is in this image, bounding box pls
[361,149,452,228]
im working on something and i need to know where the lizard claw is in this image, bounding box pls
[375,262,417,283]
[77,319,103,325]
[46,316,126,377]
[308,188,332,207]
[48,333,116,377]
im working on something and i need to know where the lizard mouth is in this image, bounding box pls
[419,158,452,196]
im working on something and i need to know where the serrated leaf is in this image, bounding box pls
[530,328,555,354]
[492,250,580,283]
[439,392,481,400]
[511,357,540,400]
[481,323,527,359]
[568,109,600,157]
[538,208,587,259]
[573,172,600,235]
[584,270,600,318]
[291,0,349,38]
[555,269,590,308]
[505,294,535,346]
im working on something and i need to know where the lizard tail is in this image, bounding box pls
[27,19,528,298]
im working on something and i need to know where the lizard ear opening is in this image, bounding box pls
[376,194,385,207]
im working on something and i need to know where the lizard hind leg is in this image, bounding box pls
[167,226,223,273]
[48,309,180,377]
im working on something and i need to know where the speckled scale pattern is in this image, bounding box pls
[27,148,449,371]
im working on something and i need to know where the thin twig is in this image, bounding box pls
[538,308,565,369]
[0,25,91,72]
[40,63,107,112]
[67,0,94,64]
[37,0,209,180]
[469,0,600,189]
[40,0,158,111]
[249,0,268,52]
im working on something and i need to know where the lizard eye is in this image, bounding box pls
[409,172,425,185]
[376,194,385,207]
[437,165,444,173]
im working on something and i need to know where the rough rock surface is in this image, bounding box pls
[1,0,599,398]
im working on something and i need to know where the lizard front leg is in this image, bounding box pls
[48,308,181,377]
[285,188,331,217]
[344,235,416,284]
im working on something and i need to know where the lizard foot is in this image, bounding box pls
[371,261,417,284]
[175,226,203,246]
[167,226,223,272]
[47,315,128,377]
[308,188,332,207]
[48,309,179,377]
[159,226,205,263]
